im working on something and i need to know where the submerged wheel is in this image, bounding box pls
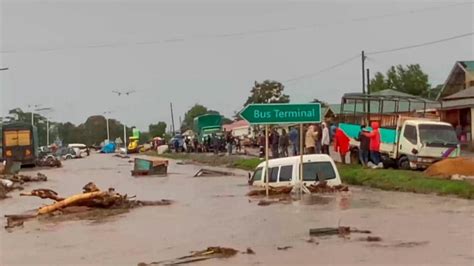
[398,156,410,170]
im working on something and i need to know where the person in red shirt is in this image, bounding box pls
[364,121,381,166]
[334,127,350,164]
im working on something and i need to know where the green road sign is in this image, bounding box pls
[240,103,321,124]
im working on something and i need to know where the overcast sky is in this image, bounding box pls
[1,0,473,130]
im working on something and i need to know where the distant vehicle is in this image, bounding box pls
[67,143,89,158]
[194,114,223,144]
[2,122,38,166]
[250,154,342,187]
[169,135,185,152]
[339,93,460,169]
[59,147,77,160]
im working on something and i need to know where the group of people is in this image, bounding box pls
[258,122,334,159]
[258,121,382,167]
[335,121,381,167]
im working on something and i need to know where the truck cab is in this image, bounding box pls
[339,93,460,170]
[396,120,459,169]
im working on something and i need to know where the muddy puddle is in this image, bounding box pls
[1,154,473,265]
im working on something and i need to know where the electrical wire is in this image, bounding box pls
[284,54,360,83]
[285,31,474,83]
[367,32,474,55]
[1,2,472,54]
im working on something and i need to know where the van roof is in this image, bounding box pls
[256,154,334,169]
[406,120,453,127]
[68,143,87,147]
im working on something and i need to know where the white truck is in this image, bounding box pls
[338,93,460,170]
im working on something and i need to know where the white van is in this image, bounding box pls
[67,143,89,158]
[250,154,342,188]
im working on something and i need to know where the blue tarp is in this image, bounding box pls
[100,143,116,153]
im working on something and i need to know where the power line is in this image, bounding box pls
[367,32,474,55]
[1,2,472,54]
[285,31,474,83]
[284,54,360,83]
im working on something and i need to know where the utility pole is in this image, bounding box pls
[0,67,9,71]
[103,111,113,142]
[361,50,367,115]
[361,50,366,94]
[170,102,176,134]
[366,68,371,123]
[111,90,135,154]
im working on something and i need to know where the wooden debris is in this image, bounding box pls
[309,227,371,237]
[5,182,173,229]
[257,198,291,206]
[361,236,382,242]
[277,246,293,251]
[247,186,293,197]
[20,189,64,201]
[244,248,256,255]
[194,168,234,177]
[140,246,239,265]
[3,173,48,183]
[38,191,109,215]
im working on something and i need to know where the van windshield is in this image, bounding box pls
[419,124,458,147]
[252,168,263,182]
[302,162,336,182]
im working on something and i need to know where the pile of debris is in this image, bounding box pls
[247,186,293,197]
[309,226,381,242]
[194,168,234,177]
[425,157,474,180]
[5,182,172,229]
[36,157,62,168]
[307,181,349,193]
[247,182,349,197]
[0,173,48,199]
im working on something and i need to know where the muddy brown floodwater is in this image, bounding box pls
[1,154,473,265]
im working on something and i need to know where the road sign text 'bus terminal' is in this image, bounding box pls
[240,103,321,124]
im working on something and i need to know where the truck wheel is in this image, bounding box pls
[398,156,410,170]
[350,148,360,165]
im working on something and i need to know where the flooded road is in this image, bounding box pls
[1,154,473,265]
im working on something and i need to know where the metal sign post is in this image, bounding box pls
[300,123,304,192]
[239,103,322,197]
[265,125,269,197]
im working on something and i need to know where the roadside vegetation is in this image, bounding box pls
[150,152,474,199]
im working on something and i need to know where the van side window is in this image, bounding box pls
[269,167,279,183]
[404,125,417,144]
[279,166,293,182]
[252,168,263,182]
[303,162,336,181]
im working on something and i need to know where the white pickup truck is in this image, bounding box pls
[339,93,460,170]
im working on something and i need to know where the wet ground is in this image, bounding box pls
[1,153,473,265]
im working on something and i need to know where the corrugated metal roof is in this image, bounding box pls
[443,86,474,100]
[441,98,474,109]
[461,61,474,72]
[371,89,417,98]
[330,101,440,115]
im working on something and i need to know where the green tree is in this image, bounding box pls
[369,64,430,96]
[369,72,387,93]
[310,98,329,108]
[149,122,167,138]
[427,84,443,100]
[244,80,290,106]
[181,104,209,131]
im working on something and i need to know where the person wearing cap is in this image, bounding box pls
[357,125,370,166]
